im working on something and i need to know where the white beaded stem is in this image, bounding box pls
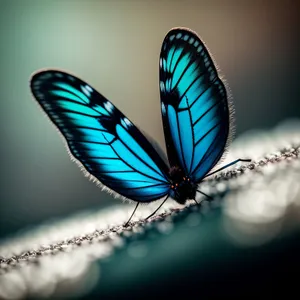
[0,120,299,299]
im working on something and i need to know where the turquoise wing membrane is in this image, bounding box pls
[31,71,170,202]
[159,28,230,182]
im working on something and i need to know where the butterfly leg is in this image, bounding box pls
[197,189,213,200]
[204,158,251,178]
[145,195,169,221]
[124,202,140,227]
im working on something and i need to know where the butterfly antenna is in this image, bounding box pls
[197,189,213,200]
[204,158,251,178]
[145,195,169,221]
[124,202,140,227]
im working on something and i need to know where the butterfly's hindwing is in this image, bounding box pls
[31,71,170,202]
[160,28,230,182]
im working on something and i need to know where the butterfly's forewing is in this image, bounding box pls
[159,28,230,182]
[31,70,170,202]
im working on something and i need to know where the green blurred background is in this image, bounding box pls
[0,0,299,239]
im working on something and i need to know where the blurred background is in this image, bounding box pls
[0,0,299,239]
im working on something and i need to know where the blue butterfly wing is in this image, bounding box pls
[31,70,170,202]
[160,28,230,182]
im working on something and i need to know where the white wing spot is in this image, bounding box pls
[85,85,93,92]
[104,101,114,113]
[160,81,165,92]
[161,102,166,115]
[183,34,189,41]
[121,119,127,128]
[176,33,182,39]
[81,85,91,97]
[204,56,210,68]
[169,35,175,41]
[197,46,203,53]
[124,118,131,126]
[189,37,194,44]
[43,73,51,79]
[121,117,131,129]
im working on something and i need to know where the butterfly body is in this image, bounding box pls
[30,28,236,217]
[168,166,197,204]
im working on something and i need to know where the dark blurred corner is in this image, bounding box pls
[0,0,299,239]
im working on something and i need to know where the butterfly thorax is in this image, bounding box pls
[168,166,197,204]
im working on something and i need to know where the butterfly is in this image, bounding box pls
[30,28,250,225]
